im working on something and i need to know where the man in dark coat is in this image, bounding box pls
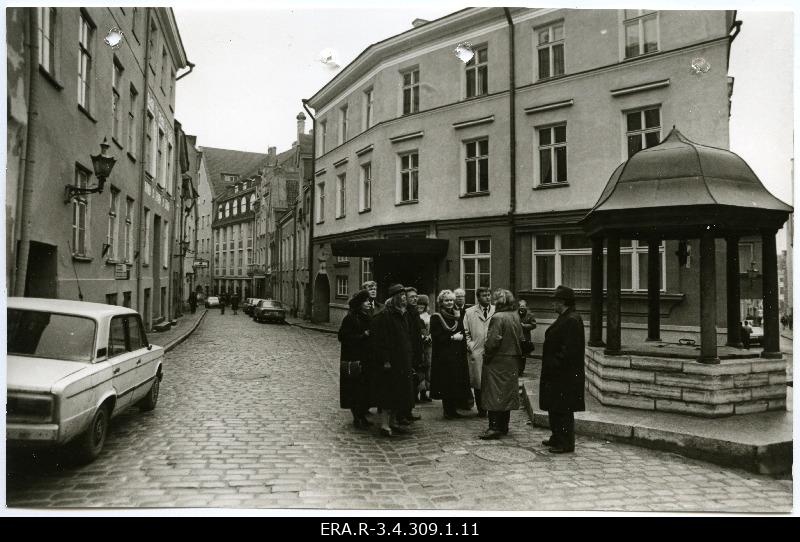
[370,284,416,437]
[540,285,585,454]
[362,280,384,316]
[338,289,373,429]
[397,286,424,424]
[188,290,197,314]
[230,291,241,315]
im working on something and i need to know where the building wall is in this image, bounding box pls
[195,154,213,294]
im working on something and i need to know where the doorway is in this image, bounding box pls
[24,241,58,298]
[312,273,330,323]
[143,288,151,330]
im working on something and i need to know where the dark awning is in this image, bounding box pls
[331,238,448,257]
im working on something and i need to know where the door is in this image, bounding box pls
[143,288,151,330]
[129,315,161,403]
[24,242,58,298]
[107,315,142,413]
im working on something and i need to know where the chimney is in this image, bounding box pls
[412,18,429,28]
[296,111,306,139]
[268,146,277,165]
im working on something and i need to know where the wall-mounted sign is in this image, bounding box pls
[193,260,209,268]
[115,263,129,280]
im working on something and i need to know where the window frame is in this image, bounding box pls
[401,68,420,115]
[359,162,372,212]
[535,123,568,186]
[77,11,94,112]
[142,207,151,266]
[127,84,138,156]
[124,197,134,263]
[460,238,492,306]
[336,275,349,298]
[111,59,124,144]
[339,104,349,145]
[397,151,419,204]
[535,21,565,81]
[622,10,660,60]
[623,105,662,159]
[361,257,373,285]
[363,88,374,130]
[107,186,120,261]
[463,138,490,195]
[465,45,489,98]
[72,165,91,256]
[316,181,325,224]
[335,173,347,219]
[37,7,57,75]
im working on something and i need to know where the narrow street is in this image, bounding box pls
[6,311,792,511]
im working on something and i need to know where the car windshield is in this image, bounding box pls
[7,309,96,362]
[259,301,283,308]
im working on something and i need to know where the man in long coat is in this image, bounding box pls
[397,286,424,424]
[540,285,585,454]
[370,284,415,437]
[463,287,495,418]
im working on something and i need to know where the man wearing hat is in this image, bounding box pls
[540,285,586,453]
[369,283,416,437]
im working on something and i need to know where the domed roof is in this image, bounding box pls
[581,127,792,237]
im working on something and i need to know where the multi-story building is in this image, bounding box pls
[193,147,213,296]
[6,7,190,330]
[204,147,266,296]
[305,8,750,336]
[171,128,202,316]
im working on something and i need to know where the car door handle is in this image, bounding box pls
[113,368,121,374]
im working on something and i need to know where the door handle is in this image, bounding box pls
[113,368,121,374]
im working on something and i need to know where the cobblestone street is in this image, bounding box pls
[6,310,793,512]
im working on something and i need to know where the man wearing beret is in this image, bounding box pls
[540,285,586,453]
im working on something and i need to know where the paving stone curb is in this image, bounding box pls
[163,310,209,352]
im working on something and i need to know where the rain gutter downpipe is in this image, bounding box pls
[302,98,316,320]
[136,8,153,312]
[504,8,517,292]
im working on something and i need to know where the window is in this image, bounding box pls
[109,315,146,357]
[143,207,151,265]
[461,238,491,305]
[399,152,419,202]
[626,107,661,157]
[319,120,327,155]
[131,7,139,38]
[148,20,157,73]
[623,10,658,59]
[72,167,90,256]
[537,22,564,80]
[232,199,238,216]
[336,173,346,218]
[364,88,374,129]
[106,293,118,307]
[466,46,488,98]
[123,291,131,308]
[537,124,567,185]
[160,47,167,93]
[128,85,138,153]
[223,174,238,184]
[402,69,420,115]
[156,128,164,186]
[112,61,123,142]
[337,256,349,263]
[465,139,489,194]
[339,104,349,144]
[37,7,56,74]
[77,13,93,110]
[144,111,154,175]
[162,220,169,268]
[336,276,349,297]
[166,142,173,193]
[360,163,372,212]
[241,196,247,213]
[124,197,134,263]
[316,181,325,223]
[217,205,223,221]
[532,234,665,291]
[361,257,373,285]
[107,187,120,260]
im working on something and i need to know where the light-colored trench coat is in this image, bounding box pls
[463,303,495,389]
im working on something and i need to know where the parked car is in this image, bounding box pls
[205,296,220,308]
[243,298,261,316]
[745,319,764,345]
[7,298,164,463]
[254,299,286,324]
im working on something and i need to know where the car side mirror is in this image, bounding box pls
[147,344,153,351]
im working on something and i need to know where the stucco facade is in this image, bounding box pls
[306,7,748,333]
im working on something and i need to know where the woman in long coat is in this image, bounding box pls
[369,284,416,436]
[429,289,472,419]
[540,285,585,453]
[480,289,523,439]
[338,289,373,429]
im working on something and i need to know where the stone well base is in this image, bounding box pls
[585,346,787,418]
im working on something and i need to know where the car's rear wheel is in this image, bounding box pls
[75,405,110,463]
[138,372,161,411]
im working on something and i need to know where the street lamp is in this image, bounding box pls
[64,138,117,203]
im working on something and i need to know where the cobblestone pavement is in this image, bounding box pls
[6,311,793,512]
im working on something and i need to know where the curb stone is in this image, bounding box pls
[163,310,208,352]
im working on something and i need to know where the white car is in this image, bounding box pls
[7,298,164,462]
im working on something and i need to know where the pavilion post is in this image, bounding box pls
[698,230,720,364]
[646,237,661,342]
[589,235,605,347]
[761,229,782,358]
[726,235,743,348]
[605,234,621,354]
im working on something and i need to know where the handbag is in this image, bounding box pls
[341,360,362,378]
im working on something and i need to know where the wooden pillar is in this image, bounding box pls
[646,237,661,342]
[605,235,621,354]
[589,236,605,347]
[726,235,743,347]
[761,229,781,358]
[698,230,720,364]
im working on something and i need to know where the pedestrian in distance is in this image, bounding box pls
[517,299,537,375]
[338,289,374,430]
[463,286,495,418]
[416,294,433,403]
[741,320,752,350]
[479,289,523,440]
[430,289,473,419]
[220,292,226,315]
[369,284,416,437]
[188,290,197,314]
[397,286,424,425]
[231,291,240,315]
[540,285,585,454]
[361,280,384,317]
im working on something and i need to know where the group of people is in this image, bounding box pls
[338,280,586,453]
[214,291,241,315]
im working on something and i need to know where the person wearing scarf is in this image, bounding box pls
[429,289,473,419]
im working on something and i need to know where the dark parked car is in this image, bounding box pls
[254,300,286,324]
[243,298,261,316]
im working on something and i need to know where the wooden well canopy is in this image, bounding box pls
[580,127,792,363]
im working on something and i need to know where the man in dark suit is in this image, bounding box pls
[362,280,384,316]
[540,285,585,454]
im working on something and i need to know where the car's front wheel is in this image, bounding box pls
[75,405,110,463]
[138,373,161,411]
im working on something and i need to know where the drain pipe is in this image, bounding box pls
[135,8,153,311]
[504,8,517,292]
[14,8,40,296]
[301,99,316,319]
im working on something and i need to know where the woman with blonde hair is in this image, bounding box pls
[429,289,473,419]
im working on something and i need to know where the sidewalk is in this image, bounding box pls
[149,309,208,352]
[521,358,792,475]
[285,316,338,335]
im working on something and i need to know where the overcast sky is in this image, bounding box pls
[172,2,794,236]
